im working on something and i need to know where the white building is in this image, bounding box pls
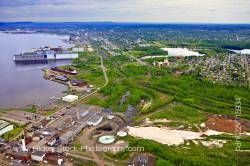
[72,47,85,52]
[55,53,78,60]
[62,95,78,103]
[31,151,46,162]
[87,115,103,126]
[153,58,170,68]
[0,120,14,136]
[45,49,78,60]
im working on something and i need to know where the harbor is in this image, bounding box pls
[0,32,71,108]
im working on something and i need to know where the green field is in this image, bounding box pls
[1,125,23,141]
[70,51,105,87]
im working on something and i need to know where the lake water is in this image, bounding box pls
[229,49,250,55]
[0,32,71,108]
[161,48,204,57]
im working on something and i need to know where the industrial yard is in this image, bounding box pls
[0,104,130,166]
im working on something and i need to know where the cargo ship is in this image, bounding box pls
[13,46,78,63]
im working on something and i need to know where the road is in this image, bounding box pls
[66,152,115,166]
[98,54,109,88]
[125,52,146,65]
[243,55,250,87]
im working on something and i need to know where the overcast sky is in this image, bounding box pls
[0,0,249,23]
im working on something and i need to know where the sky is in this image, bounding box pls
[0,0,250,23]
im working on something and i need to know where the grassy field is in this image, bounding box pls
[69,51,105,87]
[147,75,250,120]
[127,46,167,58]
[1,125,23,141]
[148,104,207,131]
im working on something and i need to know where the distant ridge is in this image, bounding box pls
[1,22,250,30]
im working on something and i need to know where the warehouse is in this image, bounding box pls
[14,47,79,63]
[0,120,14,136]
[31,151,46,162]
[87,115,103,126]
[62,95,78,102]
[59,123,86,145]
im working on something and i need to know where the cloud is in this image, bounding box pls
[0,0,249,23]
[208,8,216,12]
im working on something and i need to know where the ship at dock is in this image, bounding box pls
[13,46,78,63]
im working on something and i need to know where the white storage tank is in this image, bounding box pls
[117,131,128,137]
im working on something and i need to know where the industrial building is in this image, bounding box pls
[102,108,114,120]
[31,151,46,162]
[0,120,14,136]
[87,115,103,126]
[14,46,78,63]
[59,123,85,145]
[72,47,85,52]
[44,153,64,165]
[47,105,104,145]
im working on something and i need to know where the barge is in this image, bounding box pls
[51,66,77,75]
[14,46,78,63]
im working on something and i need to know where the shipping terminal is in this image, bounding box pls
[13,46,78,63]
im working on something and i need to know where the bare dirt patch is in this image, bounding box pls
[206,115,249,133]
